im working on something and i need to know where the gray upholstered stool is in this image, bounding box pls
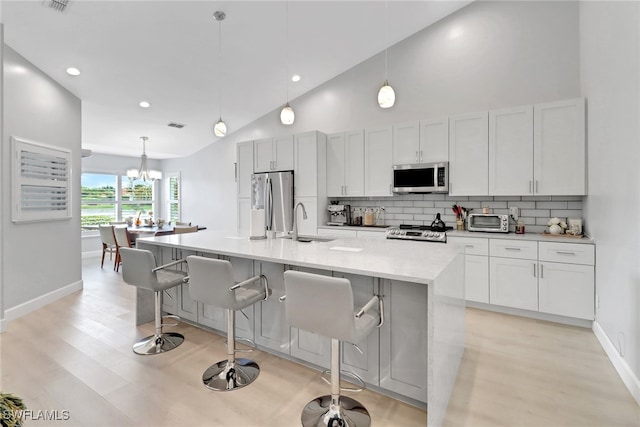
[119,247,188,355]
[186,255,270,391]
[282,270,383,427]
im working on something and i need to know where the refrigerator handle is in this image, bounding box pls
[265,177,273,231]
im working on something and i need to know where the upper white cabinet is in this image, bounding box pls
[489,105,534,195]
[393,119,448,165]
[293,131,327,233]
[534,98,586,195]
[449,111,489,196]
[254,135,294,172]
[236,141,254,199]
[327,130,365,197]
[365,126,393,197]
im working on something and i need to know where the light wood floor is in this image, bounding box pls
[0,256,638,426]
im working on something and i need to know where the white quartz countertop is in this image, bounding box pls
[447,230,595,244]
[137,229,459,285]
[317,225,389,232]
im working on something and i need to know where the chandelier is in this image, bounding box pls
[127,136,162,181]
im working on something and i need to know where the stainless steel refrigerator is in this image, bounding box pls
[251,171,294,237]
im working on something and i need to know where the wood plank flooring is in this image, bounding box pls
[0,256,638,426]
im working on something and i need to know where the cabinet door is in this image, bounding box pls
[335,273,380,385]
[489,257,538,311]
[489,106,533,195]
[344,130,365,196]
[254,262,290,353]
[237,197,251,232]
[380,279,428,403]
[254,138,273,172]
[273,135,294,171]
[294,132,318,197]
[356,230,387,239]
[317,228,358,238]
[534,98,586,195]
[326,133,346,197]
[420,117,449,163]
[465,254,489,303]
[364,126,393,196]
[539,262,594,320]
[236,141,254,198]
[392,121,420,164]
[449,112,488,196]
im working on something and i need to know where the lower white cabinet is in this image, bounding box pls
[379,279,427,403]
[317,227,387,239]
[448,237,489,303]
[254,262,290,353]
[490,256,539,311]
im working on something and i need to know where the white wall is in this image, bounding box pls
[164,0,580,231]
[1,44,82,320]
[580,0,640,401]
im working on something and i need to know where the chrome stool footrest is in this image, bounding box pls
[202,358,260,391]
[224,337,257,353]
[133,332,185,355]
[321,369,365,392]
[161,314,180,327]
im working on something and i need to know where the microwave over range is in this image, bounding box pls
[392,162,449,194]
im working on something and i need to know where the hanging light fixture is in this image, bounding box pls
[127,137,162,181]
[213,10,227,137]
[377,0,395,109]
[280,1,295,125]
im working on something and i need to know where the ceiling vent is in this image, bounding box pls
[47,0,69,12]
[167,122,186,129]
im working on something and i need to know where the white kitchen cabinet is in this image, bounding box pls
[293,131,327,233]
[448,237,489,303]
[392,121,420,164]
[364,126,393,197]
[449,111,488,196]
[489,239,538,311]
[236,141,254,198]
[393,119,448,165]
[380,279,428,403]
[489,105,534,195]
[534,98,586,195]
[538,242,594,320]
[254,262,290,353]
[317,227,358,238]
[356,229,388,239]
[254,135,294,172]
[237,197,251,232]
[326,131,364,197]
[293,196,318,236]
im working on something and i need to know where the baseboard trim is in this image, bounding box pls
[4,280,84,324]
[466,301,593,328]
[593,321,640,406]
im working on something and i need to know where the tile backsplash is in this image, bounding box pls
[333,194,584,234]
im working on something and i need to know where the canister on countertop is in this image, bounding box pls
[516,220,525,234]
[352,207,363,226]
[364,208,375,226]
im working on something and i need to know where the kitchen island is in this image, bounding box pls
[135,230,464,427]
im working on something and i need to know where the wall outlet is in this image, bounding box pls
[509,206,519,219]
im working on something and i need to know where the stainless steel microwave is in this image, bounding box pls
[467,214,509,233]
[392,162,449,194]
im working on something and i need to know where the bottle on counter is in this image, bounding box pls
[364,208,375,226]
[353,207,363,226]
[516,220,525,234]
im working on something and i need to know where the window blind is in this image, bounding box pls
[12,136,72,222]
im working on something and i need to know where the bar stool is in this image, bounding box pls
[282,271,383,427]
[119,247,188,355]
[186,255,270,391]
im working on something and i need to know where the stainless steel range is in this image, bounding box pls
[386,224,453,243]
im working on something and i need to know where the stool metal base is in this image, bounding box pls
[132,332,184,355]
[301,395,371,427]
[202,358,260,391]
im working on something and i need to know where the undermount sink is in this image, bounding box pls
[293,235,335,243]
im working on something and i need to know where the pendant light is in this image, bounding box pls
[127,137,162,181]
[280,1,295,125]
[377,0,395,109]
[213,10,227,137]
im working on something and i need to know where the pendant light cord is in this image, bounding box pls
[218,17,223,118]
[285,0,290,104]
[384,0,389,81]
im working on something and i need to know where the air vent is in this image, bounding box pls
[48,0,69,12]
[168,122,186,129]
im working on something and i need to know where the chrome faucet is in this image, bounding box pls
[291,202,308,241]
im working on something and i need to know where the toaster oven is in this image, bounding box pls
[467,213,509,233]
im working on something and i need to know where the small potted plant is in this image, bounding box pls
[547,217,567,235]
[0,392,26,427]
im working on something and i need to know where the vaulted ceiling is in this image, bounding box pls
[2,1,471,158]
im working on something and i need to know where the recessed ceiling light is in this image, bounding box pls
[66,67,80,76]
[291,75,301,83]
[139,101,151,108]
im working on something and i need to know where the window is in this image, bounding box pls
[166,173,181,224]
[81,172,157,231]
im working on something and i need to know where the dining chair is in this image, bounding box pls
[113,226,132,272]
[98,225,118,269]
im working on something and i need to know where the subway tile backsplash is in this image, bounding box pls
[334,195,584,234]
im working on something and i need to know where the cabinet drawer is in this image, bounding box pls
[490,239,537,260]
[539,242,594,265]
[448,237,489,256]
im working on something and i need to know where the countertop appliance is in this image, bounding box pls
[251,171,294,237]
[386,224,453,243]
[327,204,350,226]
[392,162,449,194]
[467,213,509,233]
